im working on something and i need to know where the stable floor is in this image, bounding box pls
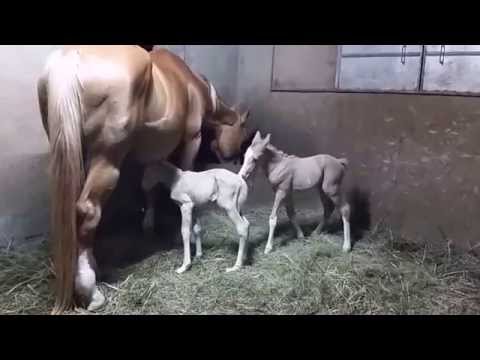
[1,202,480,315]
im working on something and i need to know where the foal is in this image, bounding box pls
[142,161,249,273]
[239,132,351,254]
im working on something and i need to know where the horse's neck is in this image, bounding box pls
[262,146,288,176]
[214,100,233,117]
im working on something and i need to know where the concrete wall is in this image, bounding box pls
[0,46,60,247]
[236,45,480,252]
[155,45,239,104]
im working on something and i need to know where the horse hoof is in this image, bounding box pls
[87,288,106,312]
[264,247,273,255]
[176,264,191,274]
[342,246,352,253]
[226,266,241,273]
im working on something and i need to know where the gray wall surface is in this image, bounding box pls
[0,46,60,247]
[235,45,480,253]
[155,45,239,104]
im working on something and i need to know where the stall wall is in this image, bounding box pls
[236,45,480,252]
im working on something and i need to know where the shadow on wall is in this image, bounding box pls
[347,186,371,241]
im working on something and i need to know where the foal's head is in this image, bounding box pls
[238,131,271,179]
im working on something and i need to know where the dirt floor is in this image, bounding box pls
[1,199,480,315]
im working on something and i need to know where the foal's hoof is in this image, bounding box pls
[87,288,106,312]
[264,246,273,255]
[176,264,191,274]
[226,265,241,273]
[297,233,305,240]
[342,245,352,253]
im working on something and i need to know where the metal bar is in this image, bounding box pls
[341,52,422,58]
[425,50,480,56]
[270,87,480,98]
[334,45,342,89]
[418,45,427,91]
[270,45,277,92]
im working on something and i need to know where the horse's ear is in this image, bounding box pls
[231,103,241,112]
[263,133,271,145]
[242,109,251,123]
[252,130,262,142]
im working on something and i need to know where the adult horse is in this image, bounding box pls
[37,45,250,314]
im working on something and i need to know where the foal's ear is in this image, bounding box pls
[253,130,262,142]
[263,133,271,145]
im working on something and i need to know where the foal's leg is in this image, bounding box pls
[285,193,304,239]
[323,188,352,252]
[193,219,203,258]
[225,209,249,272]
[76,154,123,311]
[313,189,334,235]
[176,202,194,274]
[265,189,287,254]
[340,198,352,253]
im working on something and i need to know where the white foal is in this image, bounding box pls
[142,161,250,273]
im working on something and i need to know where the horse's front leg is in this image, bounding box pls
[141,165,164,237]
[265,189,287,254]
[179,132,202,171]
[177,202,194,274]
[142,188,156,237]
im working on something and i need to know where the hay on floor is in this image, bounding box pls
[1,206,480,315]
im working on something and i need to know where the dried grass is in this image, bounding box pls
[1,206,480,315]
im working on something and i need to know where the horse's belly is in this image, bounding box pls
[292,161,321,190]
[133,128,184,164]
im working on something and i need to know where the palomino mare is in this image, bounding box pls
[37,45,249,314]
[238,132,351,254]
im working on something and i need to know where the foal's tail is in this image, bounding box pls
[42,49,85,314]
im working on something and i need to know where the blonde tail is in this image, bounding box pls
[43,49,85,314]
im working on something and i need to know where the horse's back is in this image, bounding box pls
[150,48,203,89]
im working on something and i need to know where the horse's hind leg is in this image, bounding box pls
[313,188,334,235]
[192,217,203,258]
[265,189,287,254]
[321,186,351,252]
[285,193,304,239]
[176,200,194,274]
[225,207,249,273]
[75,153,124,311]
[340,198,351,252]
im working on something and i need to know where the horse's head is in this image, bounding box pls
[210,107,254,162]
[238,131,271,179]
[202,79,252,163]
